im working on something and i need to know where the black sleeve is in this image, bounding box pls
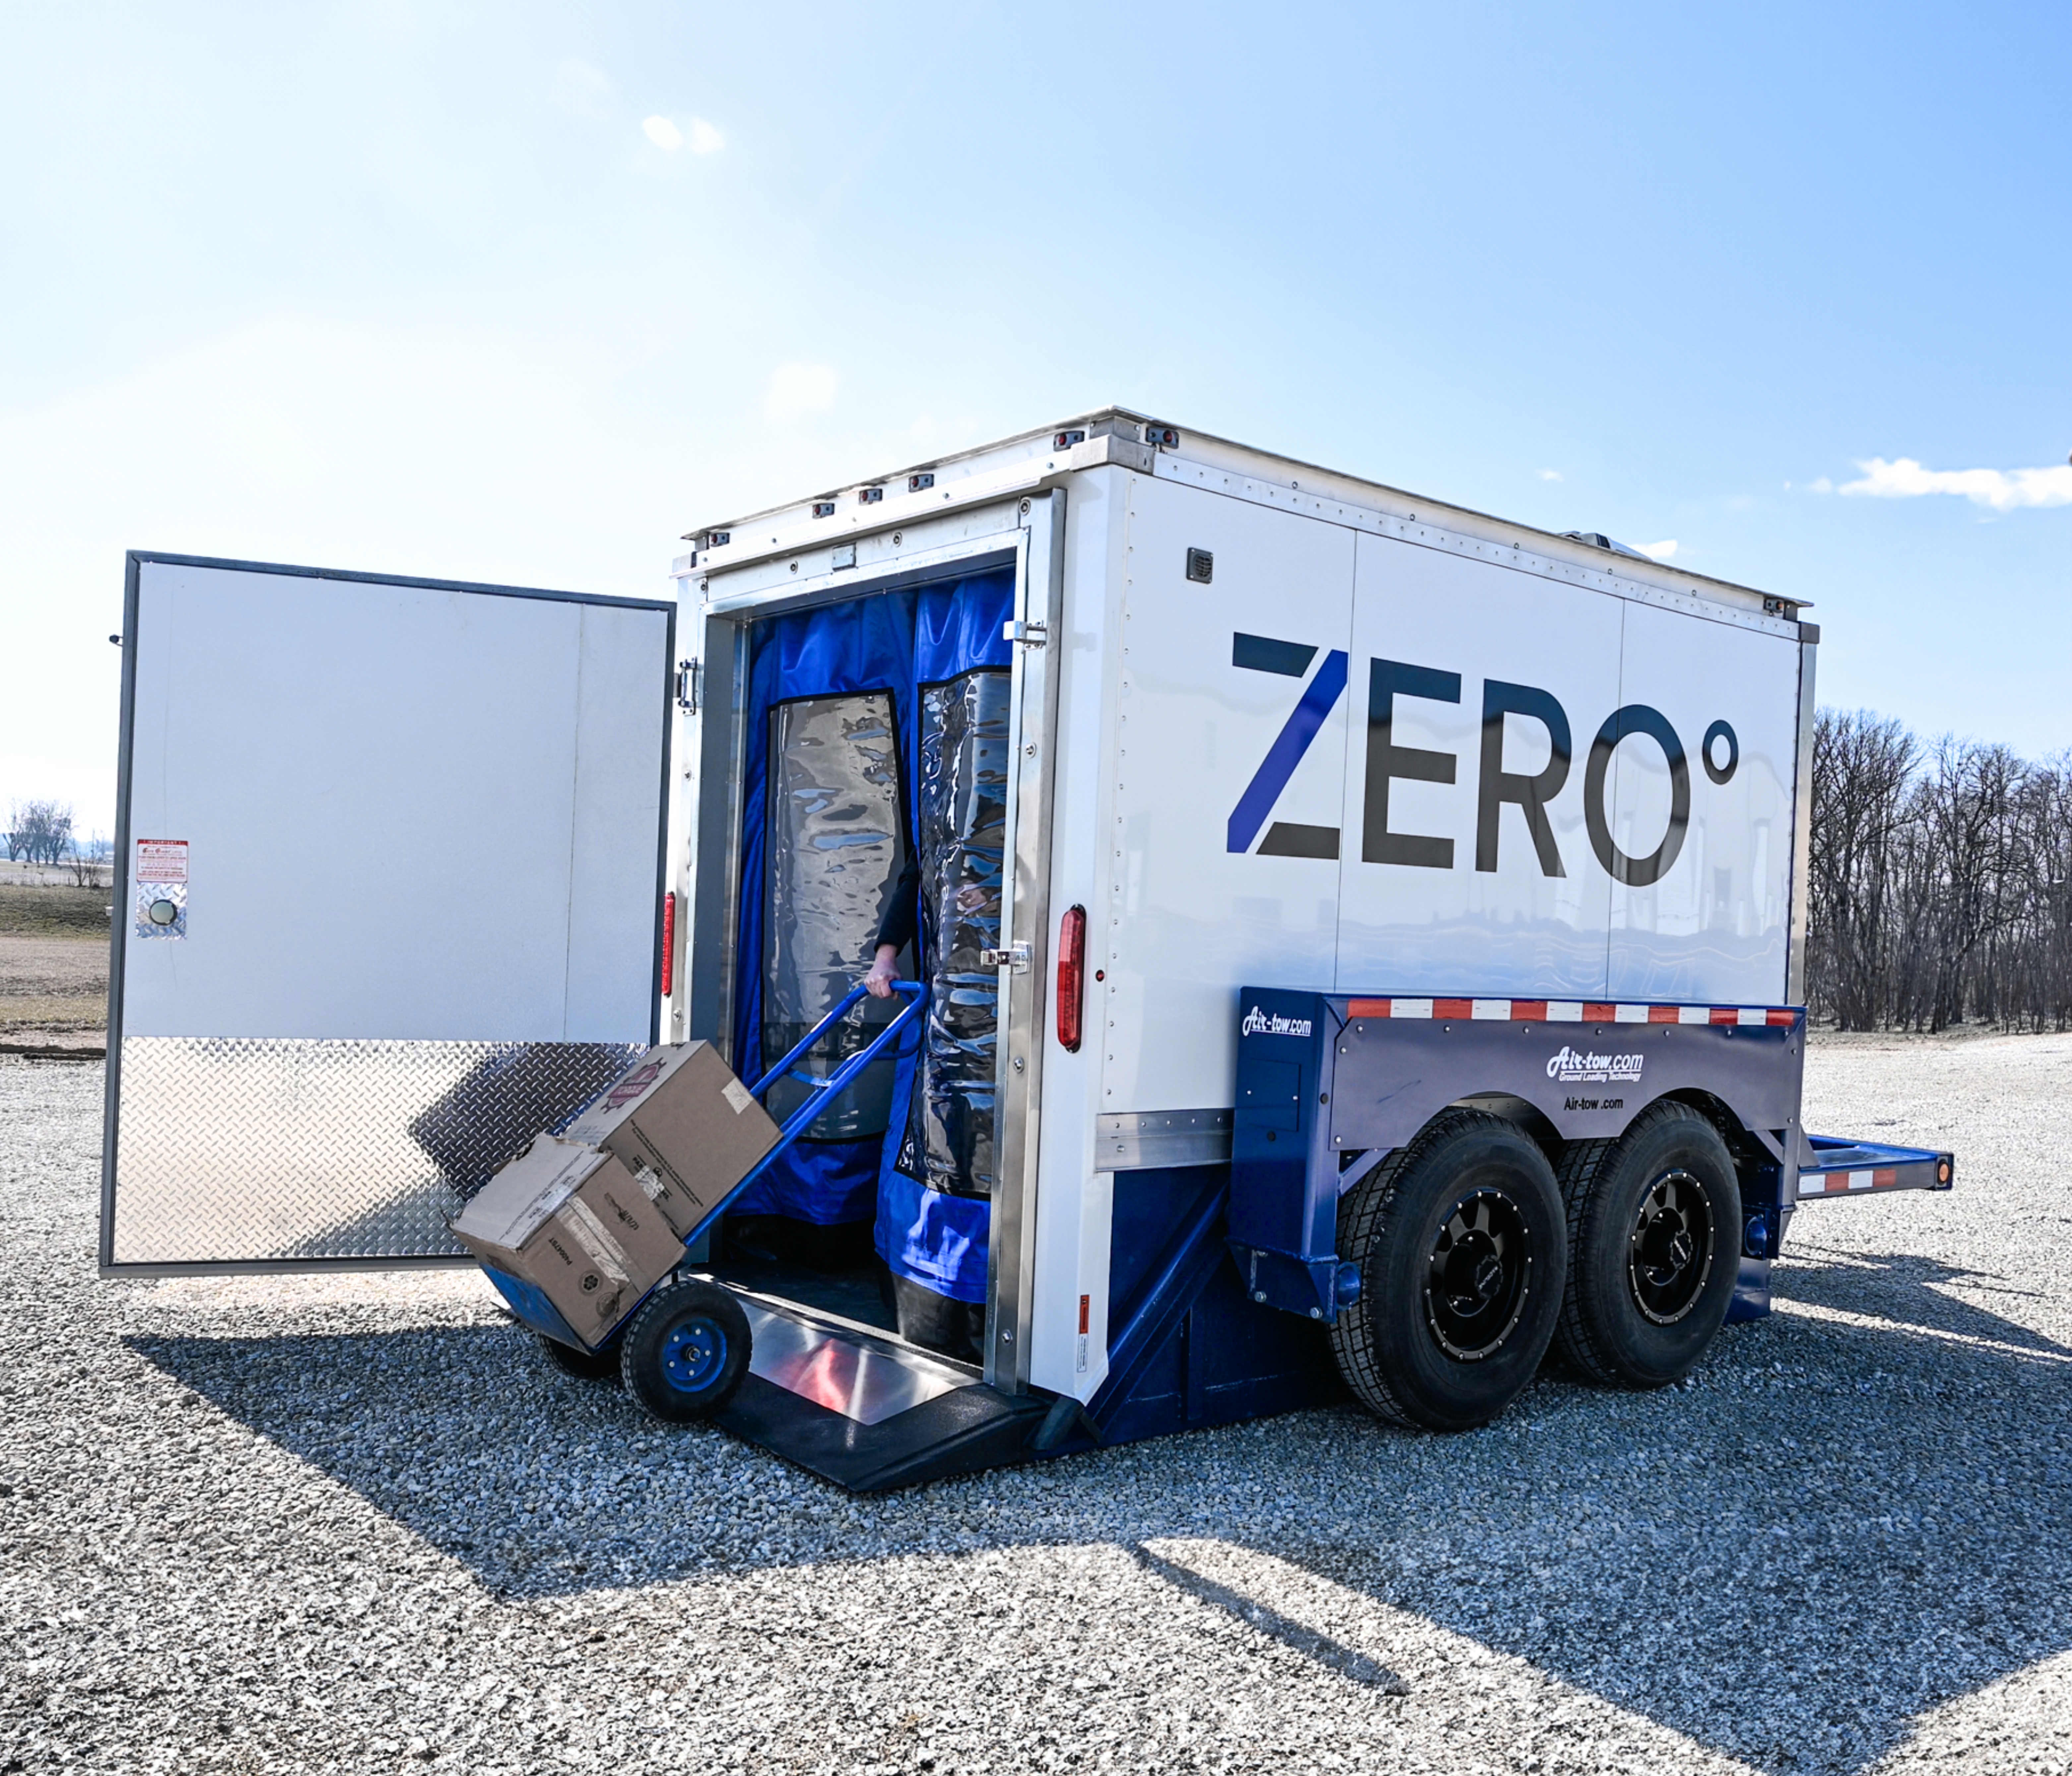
[872,853,920,955]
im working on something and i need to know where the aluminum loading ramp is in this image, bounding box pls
[698,1159,1347,1491]
[709,1289,1053,1491]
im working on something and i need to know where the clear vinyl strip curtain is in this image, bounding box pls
[901,671,1010,1197]
[762,692,909,1139]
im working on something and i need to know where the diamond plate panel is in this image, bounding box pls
[110,1038,644,1265]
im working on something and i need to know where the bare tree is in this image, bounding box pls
[1807,711,1915,1030]
[4,799,75,867]
[1808,714,2072,1031]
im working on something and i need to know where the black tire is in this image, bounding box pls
[1327,1110,1567,1433]
[539,1333,622,1383]
[1553,1101,1741,1389]
[619,1278,753,1422]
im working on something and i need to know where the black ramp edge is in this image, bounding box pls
[713,1374,1054,1493]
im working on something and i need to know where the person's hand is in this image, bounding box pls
[864,945,900,999]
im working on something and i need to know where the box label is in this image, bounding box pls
[561,1196,630,1284]
[722,1078,755,1115]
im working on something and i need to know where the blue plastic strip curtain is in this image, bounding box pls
[731,570,1014,1268]
[873,578,1015,1300]
[731,593,915,1222]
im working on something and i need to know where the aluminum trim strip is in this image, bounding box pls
[1096,1108,1234,1171]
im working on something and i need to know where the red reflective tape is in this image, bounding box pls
[1339,995,1783,1027]
[1078,1293,1090,1335]
[1873,1168,1898,1188]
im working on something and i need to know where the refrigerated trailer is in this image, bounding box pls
[100,409,1953,1487]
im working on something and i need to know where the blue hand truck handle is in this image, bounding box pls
[715,978,928,1211]
[493,980,930,1351]
[547,978,929,1348]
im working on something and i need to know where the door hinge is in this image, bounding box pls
[676,658,701,715]
[1002,620,1047,647]
[980,942,1032,974]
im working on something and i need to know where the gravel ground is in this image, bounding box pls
[3,1038,2070,1775]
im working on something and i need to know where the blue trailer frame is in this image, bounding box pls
[1220,987,1954,1333]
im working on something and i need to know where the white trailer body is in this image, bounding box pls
[103,413,1949,1487]
[667,415,1828,1407]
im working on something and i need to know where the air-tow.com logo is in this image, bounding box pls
[1545,1044,1644,1085]
[1242,1006,1313,1038]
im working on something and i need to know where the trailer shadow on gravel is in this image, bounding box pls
[1778,1238,2072,1358]
[130,1267,2072,1776]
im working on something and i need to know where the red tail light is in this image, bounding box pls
[1056,904,1086,1052]
[661,891,677,998]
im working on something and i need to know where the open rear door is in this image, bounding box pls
[102,553,674,1273]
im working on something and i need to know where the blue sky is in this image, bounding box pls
[3,1,2067,835]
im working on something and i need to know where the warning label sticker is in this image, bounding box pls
[135,839,188,883]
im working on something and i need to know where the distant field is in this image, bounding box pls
[0,888,110,1033]
[0,885,115,938]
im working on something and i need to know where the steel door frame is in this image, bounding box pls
[984,492,1065,1391]
[682,502,1062,1393]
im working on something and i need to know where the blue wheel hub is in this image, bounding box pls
[660,1316,727,1394]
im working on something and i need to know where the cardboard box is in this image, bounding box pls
[451,1134,688,1350]
[562,1042,782,1242]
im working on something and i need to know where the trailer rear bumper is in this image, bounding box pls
[1794,1135,1954,1201]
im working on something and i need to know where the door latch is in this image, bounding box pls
[1002,620,1047,647]
[676,658,701,715]
[980,942,1032,974]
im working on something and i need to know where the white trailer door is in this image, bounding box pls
[102,553,675,1272]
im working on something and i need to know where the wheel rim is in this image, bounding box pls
[1424,1188,1531,1361]
[660,1315,727,1393]
[1626,1168,1715,1325]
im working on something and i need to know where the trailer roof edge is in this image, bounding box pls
[680,407,1806,621]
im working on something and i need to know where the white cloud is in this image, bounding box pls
[1635,539,1678,561]
[642,114,723,155]
[1839,455,2072,512]
[765,362,837,423]
[1809,476,1833,494]
[1537,468,1562,482]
